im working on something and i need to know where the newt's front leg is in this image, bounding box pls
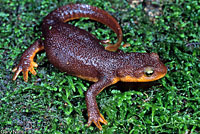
[85,76,119,130]
[12,39,44,82]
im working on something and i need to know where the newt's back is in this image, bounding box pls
[41,4,126,78]
[43,21,118,78]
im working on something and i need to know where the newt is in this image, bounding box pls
[12,4,167,130]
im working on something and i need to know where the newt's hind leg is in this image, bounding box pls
[12,39,44,82]
[101,35,125,52]
[101,39,122,52]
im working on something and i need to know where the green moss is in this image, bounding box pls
[0,0,199,133]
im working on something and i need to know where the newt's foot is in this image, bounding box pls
[12,58,38,82]
[87,112,108,130]
[122,43,131,48]
[105,45,118,52]
[100,39,111,44]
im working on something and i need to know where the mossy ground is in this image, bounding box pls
[0,0,199,133]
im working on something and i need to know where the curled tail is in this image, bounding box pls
[43,4,123,51]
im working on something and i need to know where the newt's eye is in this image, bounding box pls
[144,67,154,77]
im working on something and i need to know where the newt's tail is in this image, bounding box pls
[43,4,122,51]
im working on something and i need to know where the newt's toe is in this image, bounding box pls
[101,39,111,44]
[12,67,22,81]
[22,69,29,82]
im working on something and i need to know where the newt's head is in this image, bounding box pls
[118,52,167,82]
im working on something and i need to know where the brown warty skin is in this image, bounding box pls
[12,4,167,130]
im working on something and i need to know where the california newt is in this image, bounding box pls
[12,4,167,130]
